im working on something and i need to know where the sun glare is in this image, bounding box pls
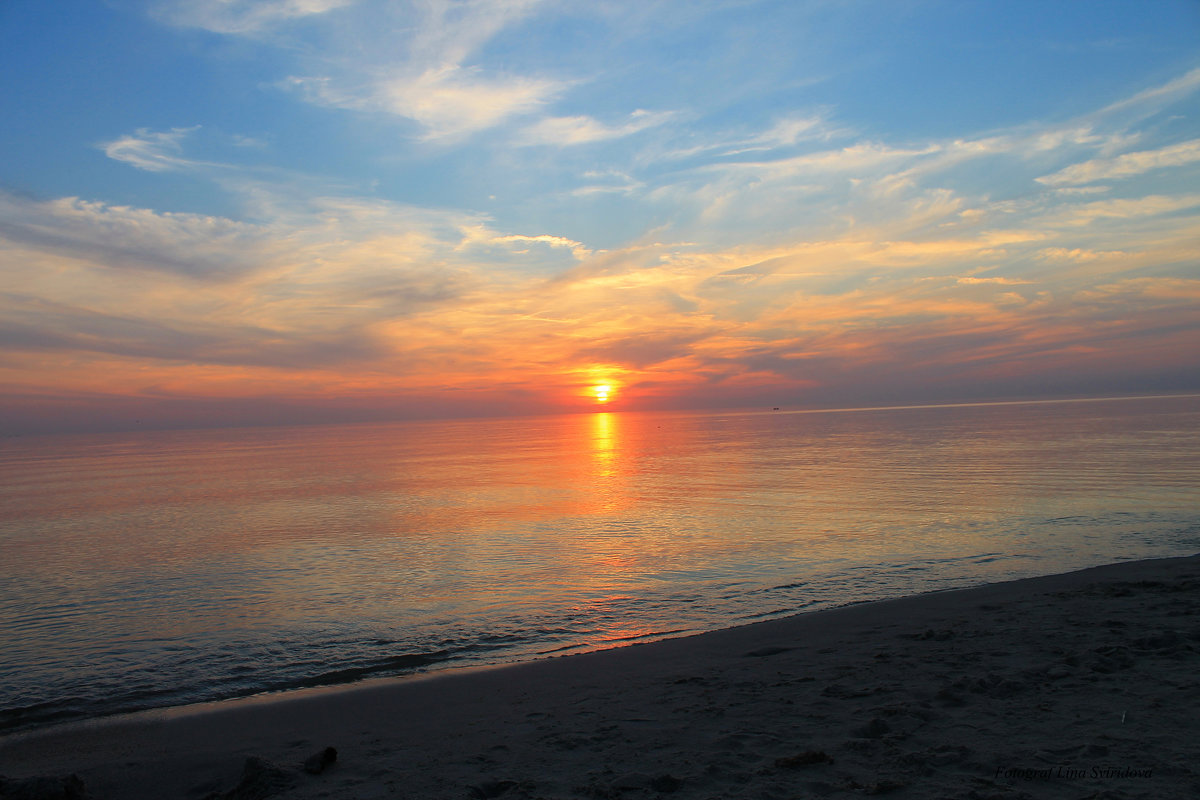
[593,384,612,404]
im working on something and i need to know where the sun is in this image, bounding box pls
[592,384,613,404]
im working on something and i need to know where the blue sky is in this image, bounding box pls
[2,1,1199,432]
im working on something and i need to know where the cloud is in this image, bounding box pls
[1043,194,1200,227]
[0,182,578,385]
[101,126,199,172]
[570,171,643,197]
[490,233,591,259]
[704,142,941,178]
[0,293,387,369]
[1053,186,1111,196]
[862,230,1047,266]
[1037,247,1126,263]
[637,63,1200,251]
[749,115,833,148]
[1094,66,1200,120]
[152,0,354,35]
[955,276,1033,286]
[1037,139,1200,186]
[283,60,562,143]
[0,190,268,279]
[272,0,559,139]
[638,139,952,243]
[374,67,561,139]
[572,330,710,370]
[1076,277,1200,303]
[715,114,847,157]
[396,0,546,66]
[658,112,846,164]
[518,109,674,147]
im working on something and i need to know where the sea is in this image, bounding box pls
[2,395,1198,733]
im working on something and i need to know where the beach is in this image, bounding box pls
[1,554,1196,799]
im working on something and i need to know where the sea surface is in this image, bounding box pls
[2,395,1199,732]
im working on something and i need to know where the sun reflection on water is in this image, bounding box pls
[590,411,617,478]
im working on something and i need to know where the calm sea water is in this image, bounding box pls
[2,396,1198,732]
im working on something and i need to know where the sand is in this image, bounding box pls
[2,555,1197,799]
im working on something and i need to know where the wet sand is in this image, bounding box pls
[2,554,1197,799]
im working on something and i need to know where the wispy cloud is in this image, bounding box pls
[1093,66,1200,120]
[518,109,674,147]
[0,186,483,386]
[1037,247,1127,263]
[0,190,268,279]
[1041,194,1200,227]
[272,0,561,139]
[956,276,1034,286]
[715,114,846,156]
[489,233,591,259]
[151,0,354,35]
[376,67,561,140]
[570,171,644,197]
[287,67,563,140]
[1037,139,1200,186]
[101,126,200,172]
[701,142,940,178]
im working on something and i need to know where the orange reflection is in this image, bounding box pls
[590,411,617,479]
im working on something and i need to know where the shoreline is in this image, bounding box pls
[3,554,1197,798]
[0,562,1119,740]
[0,557,1159,738]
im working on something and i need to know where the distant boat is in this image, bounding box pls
[773,407,780,411]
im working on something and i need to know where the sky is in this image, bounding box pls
[2,0,1199,433]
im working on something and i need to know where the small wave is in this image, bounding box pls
[0,697,91,733]
[598,628,688,645]
[0,649,458,736]
[740,607,799,620]
[259,650,454,693]
[534,642,590,656]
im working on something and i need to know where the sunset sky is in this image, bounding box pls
[2,1,1199,433]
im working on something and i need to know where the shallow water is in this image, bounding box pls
[2,395,1198,731]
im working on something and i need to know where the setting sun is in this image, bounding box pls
[593,384,612,403]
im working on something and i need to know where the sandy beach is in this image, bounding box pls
[2,554,1197,800]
